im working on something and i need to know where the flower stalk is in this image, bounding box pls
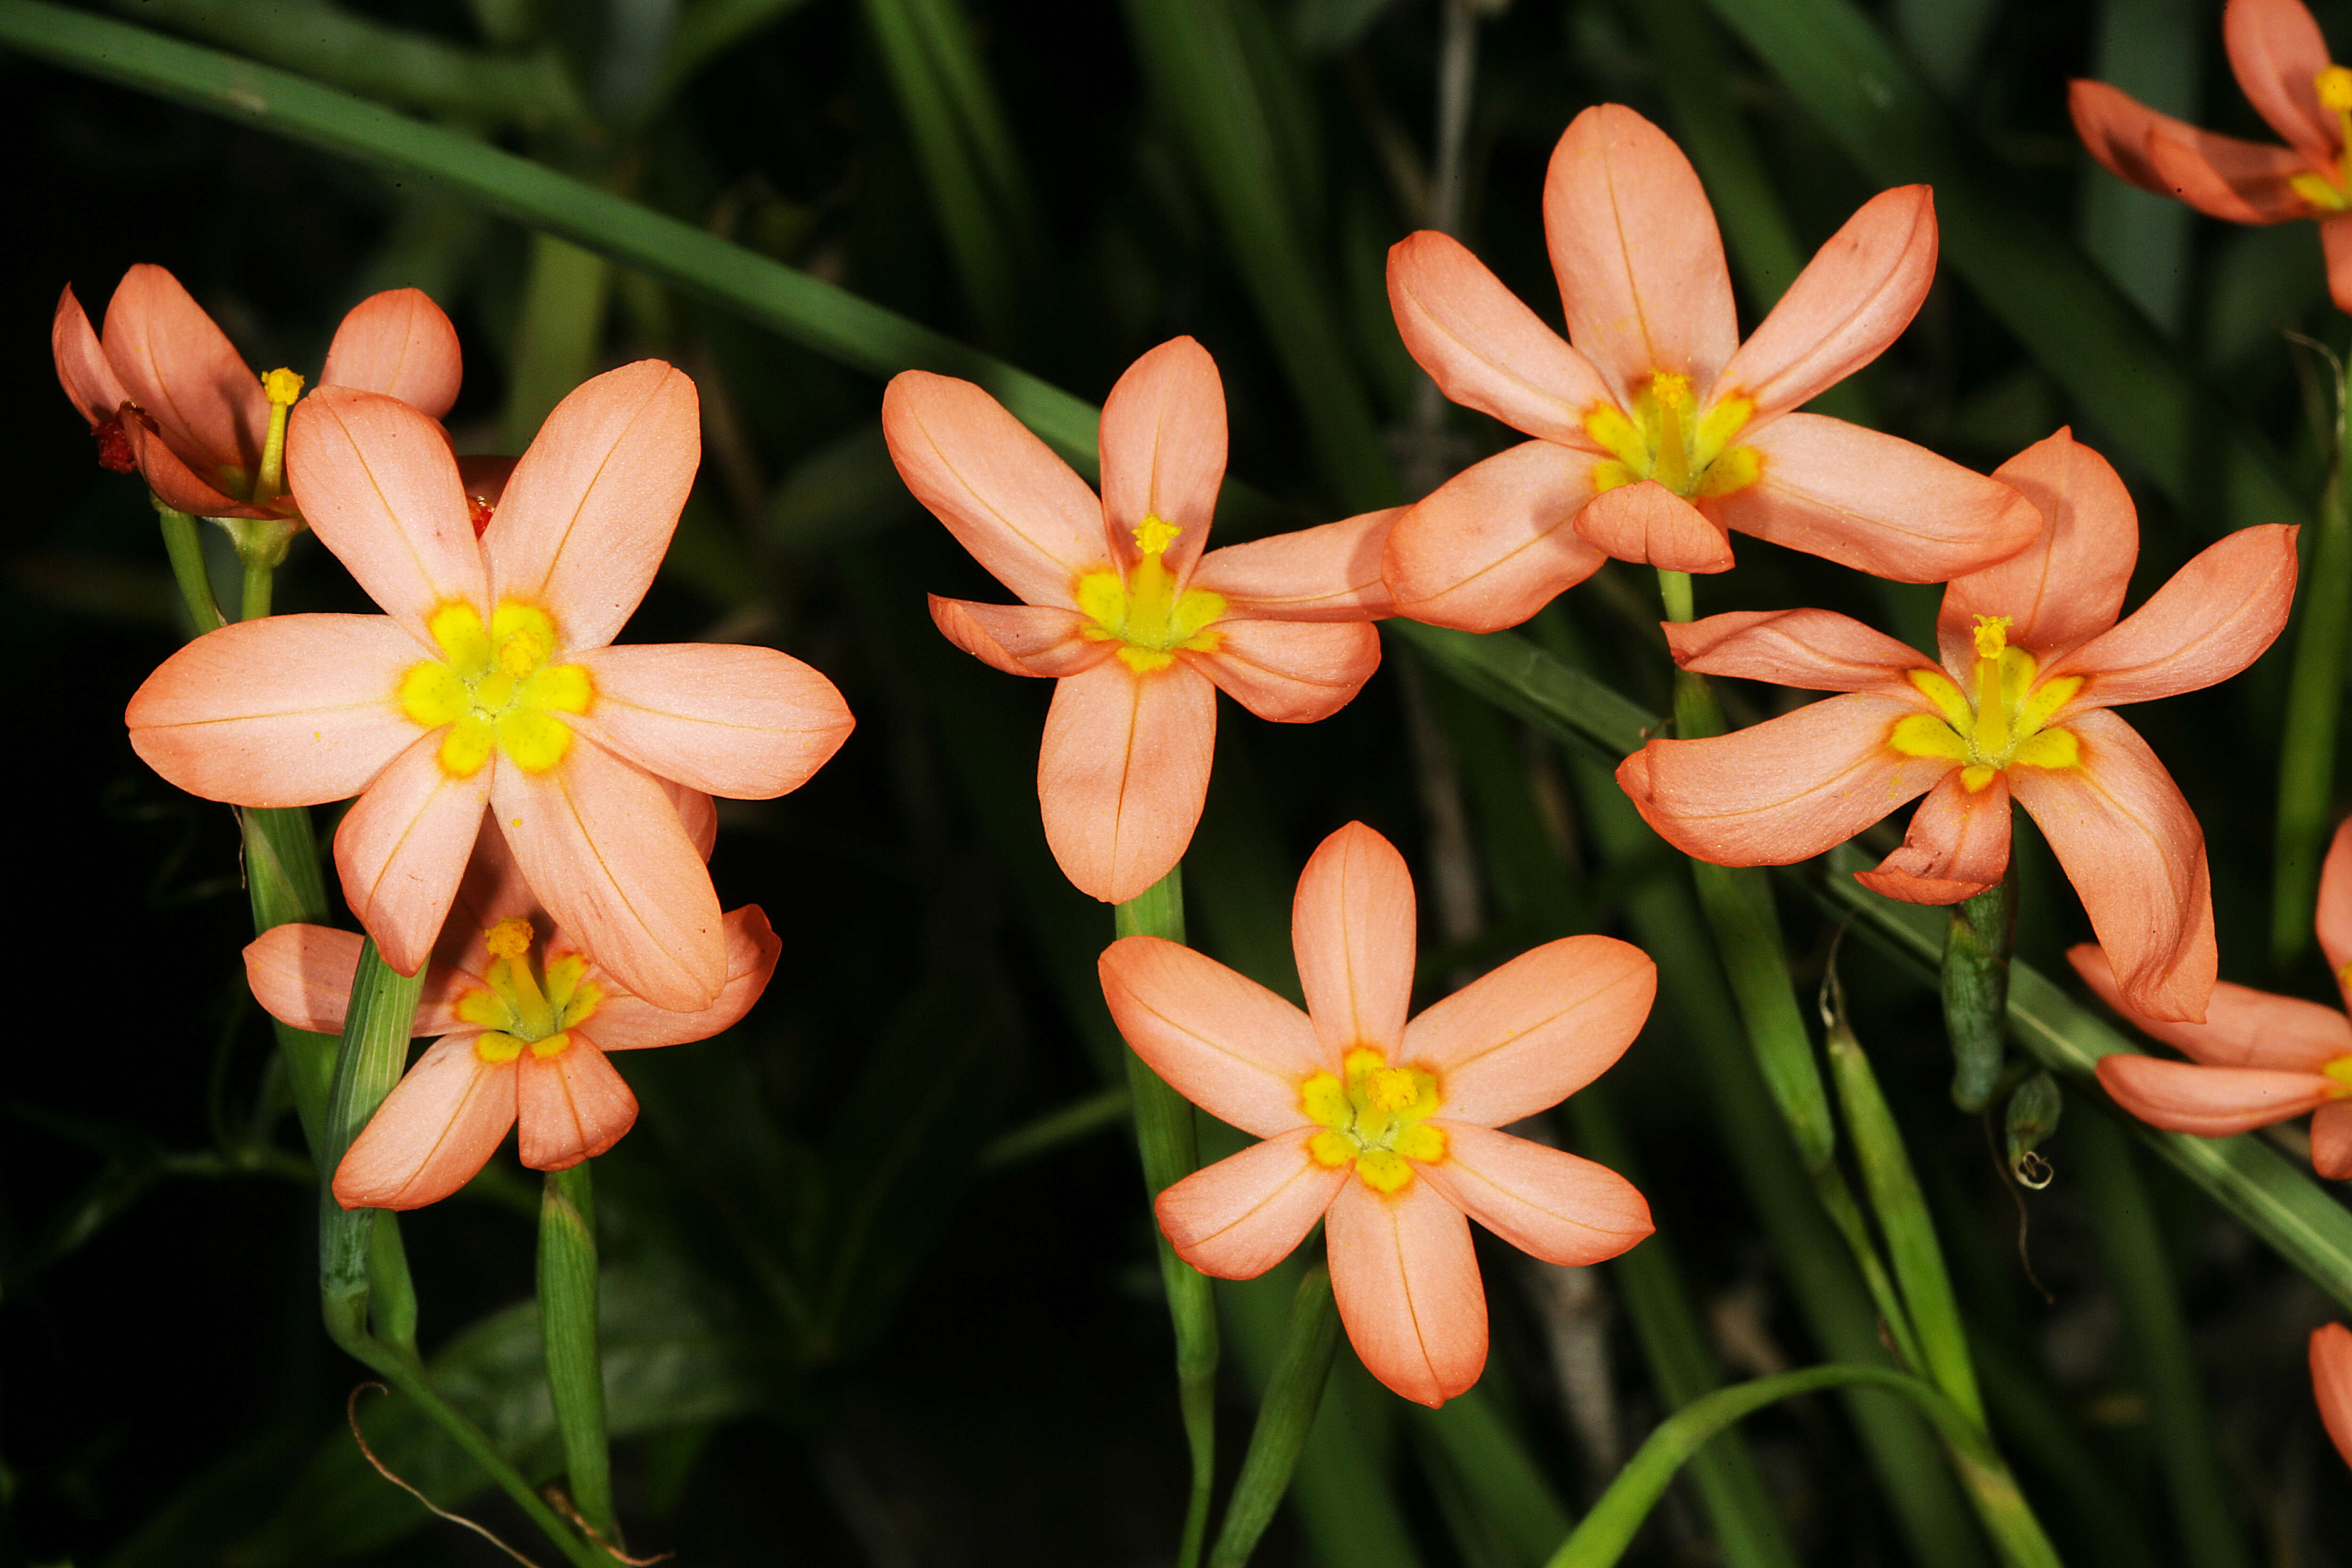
[1206,1262,1341,1568]
[540,1161,619,1548]
[1943,865,2017,1113]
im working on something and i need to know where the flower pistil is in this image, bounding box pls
[1890,615,2083,790]
[1586,373,1761,500]
[1075,516,1228,673]
[454,916,603,1064]
[398,602,594,777]
[1301,1048,1448,1193]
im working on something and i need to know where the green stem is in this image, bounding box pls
[240,556,273,621]
[1944,867,2017,1113]
[541,1162,619,1547]
[1207,1262,1342,1568]
[154,498,224,635]
[2271,461,2352,972]
[1115,866,1217,1568]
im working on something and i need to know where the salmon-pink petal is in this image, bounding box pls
[516,1041,639,1169]
[2325,213,2352,314]
[581,906,782,1051]
[667,780,718,862]
[436,813,539,971]
[1156,1130,1347,1279]
[883,369,1113,609]
[125,614,422,806]
[492,736,725,1012]
[1380,441,1608,633]
[53,284,128,427]
[928,596,1115,678]
[1101,934,1329,1133]
[2225,0,2340,167]
[1385,230,1615,446]
[1294,822,1418,1063]
[1099,336,1225,583]
[567,642,853,799]
[2010,708,2214,1023]
[2068,943,2352,1070]
[335,732,491,975]
[1037,659,1217,904]
[2320,818,2352,990]
[1715,416,2042,584]
[319,288,464,418]
[1667,608,1931,694]
[1854,769,2012,905]
[119,414,262,518]
[332,1034,515,1211]
[244,924,367,1035]
[1544,105,1737,407]
[288,388,485,640]
[100,263,266,481]
[1405,935,1655,1125]
[2096,1054,2338,1135]
[1325,1177,1486,1407]
[2312,1324,2352,1464]
[1189,510,1400,621]
[1418,1124,1653,1265]
[2048,525,2299,711]
[1196,621,1380,723]
[1576,479,1735,572]
[2069,80,2318,223]
[1717,185,1936,420]
[2313,1101,2352,1178]
[1615,692,1952,866]
[1940,428,2131,671]
[485,361,697,652]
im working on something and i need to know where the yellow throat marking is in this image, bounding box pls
[1299,1048,1447,1195]
[1889,615,2083,790]
[1074,514,1228,674]
[1586,372,1762,500]
[399,601,594,777]
[456,916,604,1064]
[2291,66,2352,210]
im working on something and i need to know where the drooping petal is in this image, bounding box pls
[1189,509,1400,621]
[1544,105,1738,407]
[1100,934,1329,1135]
[2047,524,2299,711]
[331,1035,515,1211]
[2319,817,2352,995]
[1324,1177,1487,1408]
[1714,416,2042,584]
[119,414,261,519]
[1037,659,1217,905]
[1716,185,1936,420]
[1853,769,2012,905]
[516,1041,640,1169]
[1940,428,2132,671]
[100,263,266,482]
[584,906,783,1051]
[492,735,726,1012]
[2009,708,2215,1023]
[2313,1101,2352,1178]
[883,369,1112,609]
[1196,621,1380,723]
[1615,693,1951,866]
[52,284,129,427]
[334,731,491,976]
[2068,943,2352,1070]
[1385,230,1615,446]
[2311,1323,2352,1467]
[2068,80,2316,223]
[124,614,423,806]
[1418,1124,1653,1266]
[2223,0,2339,168]
[484,361,698,652]
[1099,336,1225,584]
[319,288,464,418]
[2325,213,2352,315]
[1156,1130,1348,1279]
[1666,607,1929,694]
[567,642,854,799]
[1405,935,1655,1126]
[928,596,1116,678]
[1293,822,1418,1063]
[1380,441,1608,633]
[1574,479,1735,573]
[288,388,486,643]
[2095,1054,2338,1135]
[244,924,368,1035]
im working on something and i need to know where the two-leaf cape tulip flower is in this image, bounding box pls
[2073,0,2352,314]
[1100,822,1655,1406]
[1618,429,2298,1023]
[884,337,1394,904]
[247,811,779,1210]
[53,263,462,521]
[2080,816,2352,1174]
[127,361,855,1011]
[1380,104,2040,632]
[2315,1323,2352,1470]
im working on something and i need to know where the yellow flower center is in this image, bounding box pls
[2291,66,2352,210]
[1300,1047,1447,1194]
[2325,1056,2352,1097]
[1888,615,2084,790]
[1073,516,1228,674]
[398,602,594,778]
[456,916,604,1064]
[1585,373,1762,501]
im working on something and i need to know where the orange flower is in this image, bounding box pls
[52,263,462,521]
[126,362,854,1010]
[884,337,1394,904]
[1617,430,2298,1022]
[2072,0,2352,313]
[2315,1324,2352,1469]
[247,809,779,1210]
[1380,104,2039,631]
[1099,823,1655,1406]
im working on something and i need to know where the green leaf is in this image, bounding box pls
[1209,1263,1344,1568]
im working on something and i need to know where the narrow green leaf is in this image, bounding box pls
[540,1163,617,1546]
[504,231,614,451]
[1209,1263,1344,1568]
[317,938,424,1338]
[2272,459,2352,969]
[1384,622,1652,759]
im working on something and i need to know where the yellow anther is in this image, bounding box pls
[1297,1052,1445,1193]
[262,367,306,407]
[485,917,534,960]
[1134,515,1182,557]
[1887,618,2085,788]
[2319,65,2352,112]
[1584,375,1760,501]
[397,600,594,779]
[1366,1067,1419,1112]
[1971,615,2012,660]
